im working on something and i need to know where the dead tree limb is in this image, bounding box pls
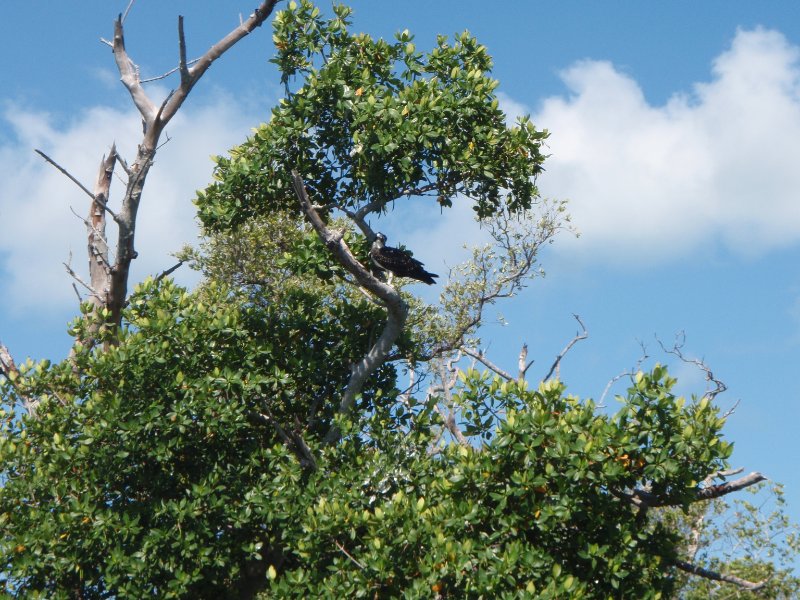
[621,471,767,510]
[0,343,37,415]
[432,358,470,446]
[34,150,96,201]
[544,314,588,381]
[291,171,409,445]
[96,2,279,333]
[673,559,767,591]
[658,332,727,403]
[19,2,279,349]
[462,347,514,381]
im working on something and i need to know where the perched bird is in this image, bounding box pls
[370,233,438,285]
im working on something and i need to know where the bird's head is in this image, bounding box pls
[373,232,387,247]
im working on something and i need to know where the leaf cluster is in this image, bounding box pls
[0,277,394,598]
[196,0,548,232]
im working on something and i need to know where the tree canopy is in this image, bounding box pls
[0,2,796,598]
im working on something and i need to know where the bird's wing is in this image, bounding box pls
[375,246,425,269]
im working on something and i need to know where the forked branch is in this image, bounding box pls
[544,314,587,380]
[79,1,280,337]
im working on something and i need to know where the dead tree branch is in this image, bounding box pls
[462,347,514,381]
[544,314,587,381]
[79,2,280,337]
[599,341,649,405]
[34,149,95,201]
[0,343,37,415]
[250,405,318,471]
[673,559,767,591]
[621,471,767,510]
[292,171,409,445]
[431,358,470,446]
[658,332,727,403]
[517,342,534,380]
[695,471,768,501]
[154,260,184,283]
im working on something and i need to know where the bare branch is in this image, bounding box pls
[154,260,184,283]
[696,471,768,501]
[177,16,190,86]
[433,404,470,447]
[658,332,727,403]
[140,59,201,83]
[621,471,768,510]
[90,1,280,338]
[155,0,280,126]
[121,0,136,24]
[685,512,705,562]
[431,359,470,446]
[34,149,95,201]
[673,559,768,591]
[544,314,588,381]
[703,467,744,485]
[599,341,649,405]
[334,540,366,571]
[63,260,101,299]
[462,347,514,381]
[0,343,37,415]
[249,405,317,471]
[292,171,409,445]
[721,398,740,420]
[517,342,534,380]
[112,16,158,124]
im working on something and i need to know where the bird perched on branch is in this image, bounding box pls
[370,233,438,285]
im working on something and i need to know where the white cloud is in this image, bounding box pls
[528,27,800,265]
[0,92,260,313]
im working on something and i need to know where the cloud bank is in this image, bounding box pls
[3,27,800,315]
[530,27,800,264]
[0,93,260,313]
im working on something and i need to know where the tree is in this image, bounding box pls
[0,1,796,598]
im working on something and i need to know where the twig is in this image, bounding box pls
[34,149,95,200]
[695,471,767,501]
[140,58,202,83]
[121,0,136,24]
[334,540,365,570]
[622,471,767,509]
[462,347,513,381]
[63,260,100,299]
[721,398,740,420]
[658,332,727,402]
[599,340,649,404]
[154,260,184,282]
[544,314,588,381]
[433,359,470,446]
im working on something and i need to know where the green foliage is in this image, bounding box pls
[196,0,548,231]
[0,277,394,598]
[1,328,751,598]
[1,2,795,598]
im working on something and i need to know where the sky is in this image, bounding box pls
[1,0,799,572]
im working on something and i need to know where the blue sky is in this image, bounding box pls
[1,1,799,571]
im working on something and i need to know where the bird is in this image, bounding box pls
[369,233,438,285]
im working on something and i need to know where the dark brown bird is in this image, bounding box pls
[370,233,438,285]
